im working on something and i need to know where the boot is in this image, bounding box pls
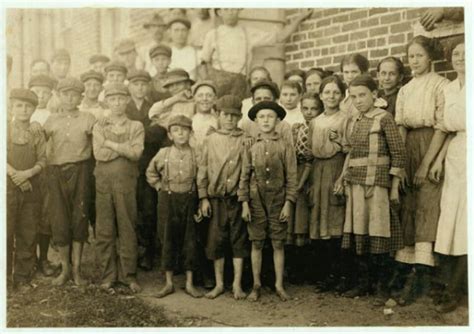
[398,266,416,306]
[344,255,370,298]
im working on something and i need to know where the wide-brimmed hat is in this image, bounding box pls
[216,95,242,116]
[248,101,286,121]
[143,13,166,29]
[28,74,56,90]
[163,68,195,88]
[10,88,39,107]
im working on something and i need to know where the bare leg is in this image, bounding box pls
[232,257,246,300]
[205,258,225,299]
[185,271,203,298]
[156,271,175,298]
[247,242,263,302]
[273,241,290,301]
[71,241,87,286]
[52,245,71,286]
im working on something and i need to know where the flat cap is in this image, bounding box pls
[80,70,105,83]
[149,44,172,59]
[104,60,128,74]
[89,54,110,64]
[56,77,85,94]
[51,49,71,62]
[167,114,193,131]
[250,79,280,99]
[163,68,195,88]
[192,80,217,95]
[248,101,286,121]
[114,39,136,55]
[144,13,166,29]
[10,88,38,107]
[127,69,152,83]
[216,95,242,116]
[104,83,130,98]
[166,12,191,29]
[28,74,56,90]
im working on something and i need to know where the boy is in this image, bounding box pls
[99,61,128,102]
[115,38,141,73]
[239,101,298,302]
[198,95,249,300]
[138,13,167,77]
[148,68,195,127]
[28,74,59,277]
[148,44,172,103]
[126,69,167,270]
[47,49,71,113]
[89,54,110,75]
[279,80,304,125]
[93,83,144,293]
[146,115,202,299]
[7,89,46,290]
[43,77,96,286]
[79,70,108,119]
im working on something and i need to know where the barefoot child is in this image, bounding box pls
[146,115,202,298]
[7,89,46,289]
[93,83,144,293]
[198,95,250,300]
[239,101,298,302]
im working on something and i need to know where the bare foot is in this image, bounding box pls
[185,285,203,298]
[129,281,142,294]
[205,285,225,299]
[275,287,290,302]
[247,285,261,302]
[72,267,87,286]
[155,284,175,298]
[99,282,115,293]
[232,285,247,300]
[52,269,70,286]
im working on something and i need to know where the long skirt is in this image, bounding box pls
[287,163,311,246]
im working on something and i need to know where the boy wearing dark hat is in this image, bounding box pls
[139,13,167,76]
[238,101,298,302]
[115,38,141,73]
[89,54,110,75]
[148,68,195,127]
[148,44,172,103]
[146,114,202,299]
[100,61,128,103]
[29,74,55,126]
[43,77,96,287]
[7,88,46,290]
[198,95,249,300]
[93,83,144,293]
[79,70,108,119]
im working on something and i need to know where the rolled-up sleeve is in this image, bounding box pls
[146,150,165,189]
[33,131,47,170]
[197,138,209,199]
[433,80,448,131]
[381,114,406,179]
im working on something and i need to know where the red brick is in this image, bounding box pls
[370,49,389,58]
[302,60,315,68]
[406,8,423,20]
[389,34,405,44]
[286,55,292,62]
[367,17,380,27]
[333,34,349,43]
[407,32,414,41]
[311,10,323,20]
[333,55,345,64]
[377,37,386,47]
[324,26,340,36]
[316,18,331,28]
[321,48,329,56]
[309,30,324,39]
[348,42,356,52]
[313,49,321,57]
[350,30,368,41]
[357,41,367,50]
[305,50,312,58]
[367,39,376,48]
[380,12,401,24]
[293,52,304,60]
[369,8,388,16]
[292,33,307,42]
[322,8,339,17]
[337,44,347,53]
[342,21,359,32]
[300,41,315,49]
[332,14,349,23]
[299,22,315,31]
[391,45,406,55]
[286,62,299,71]
[329,46,337,54]
[316,37,331,47]
[390,22,412,34]
[370,26,388,37]
[318,56,333,66]
[285,44,298,53]
[349,10,368,20]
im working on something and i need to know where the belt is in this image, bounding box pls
[348,156,390,167]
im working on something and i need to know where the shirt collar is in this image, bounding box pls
[58,108,80,118]
[358,108,386,119]
[255,131,281,141]
[210,126,244,137]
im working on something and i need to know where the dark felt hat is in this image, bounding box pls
[144,13,166,29]
[149,44,172,59]
[248,101,286,121]
[167,114,192,131]
[104,82,130,98]
[56,77,85,94]
[10,88,39,107]
[104,60,128,74]
[216,95,242,116]
[163,68,195,88]
[28,74,56,90]
[250,79,280,99]
[127,69,152,83]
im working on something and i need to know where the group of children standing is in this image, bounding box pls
[7,24,466,314]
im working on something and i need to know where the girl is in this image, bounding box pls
[429,38,466,313]
[339,53,370,117]
[376,57,405,115]
[394,36,449,305]
[279,80,304,126]
[305,68,329,96]
[308,76,349,291]
[339,74,406,301]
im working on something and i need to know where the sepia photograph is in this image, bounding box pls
[2,0,471,330]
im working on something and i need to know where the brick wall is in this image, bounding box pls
[284,8,463,80]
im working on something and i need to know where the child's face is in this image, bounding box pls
[377,61,402,92]
[129,80,149,99]
[249,69,269,87]
[320,82,343,110]
[219,111,241,131]
[253,88,274,104]
[106,70,126,84]
[152,55,171,74]
[51,59,70,79]
[30,86,52,109]
[255,109,278,133]
[305,73,322,94]
[219,9,240,26]
[349,85,377,113]
[168,125,191,145]
[451,43,465,74]
[287,75,304,90]
[342,63,362,85]
[408,43,431,76]
[194,86,216,113]
[301,99,321,122]
[169,22,189,46]
[280,86,300,110]
[11,99,35,122]
[118,51,137,69]
[106,94,129,116]
[59,90,82,111]
[83,79,103,101]
[168,81,190,96]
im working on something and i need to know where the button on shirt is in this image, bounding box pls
[146,145,196,193]
[197,128,245,199]
[238,132,297,203]
[43,109,96,165]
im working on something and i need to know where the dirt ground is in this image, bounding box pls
[7,234,469,328]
